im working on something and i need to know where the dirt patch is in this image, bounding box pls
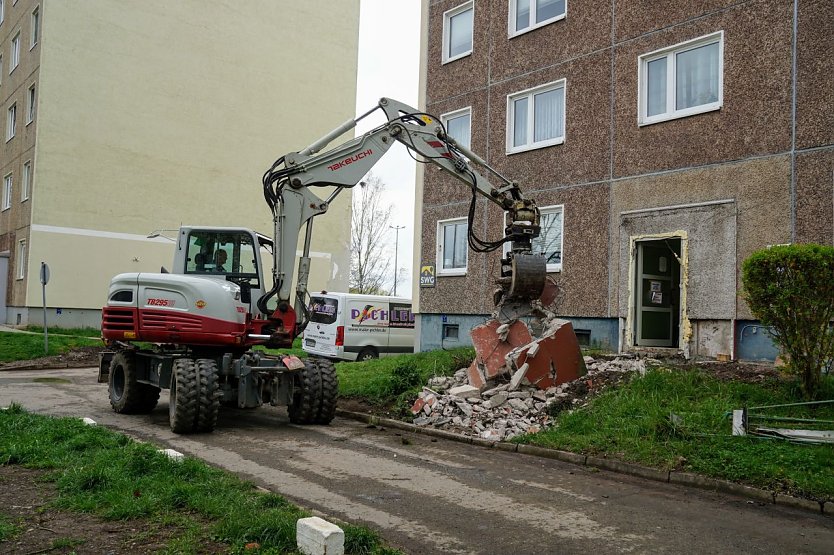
[692,360,784,383]
[0,466,226,554]
[0,346,105,372]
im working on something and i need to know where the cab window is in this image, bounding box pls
[185,231,260,287]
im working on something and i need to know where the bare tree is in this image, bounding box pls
[350,174,393,294]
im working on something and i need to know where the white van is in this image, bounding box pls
[302,292,415,361]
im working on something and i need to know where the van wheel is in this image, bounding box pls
[357,347,378,362]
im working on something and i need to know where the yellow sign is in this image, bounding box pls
[419,115,433,125]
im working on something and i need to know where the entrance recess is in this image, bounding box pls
[635,239,681,347]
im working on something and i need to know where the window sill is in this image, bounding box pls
[441,51,471,65]
[508,14,566,39]
[438,269,467,277]
[21,197,28,203]
[1,206,10,212]
[25,119,31,126]
[506,136,564,155]
[546,266,562,273]
[638,103,721,127]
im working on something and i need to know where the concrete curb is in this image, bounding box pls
[336,408,830,517]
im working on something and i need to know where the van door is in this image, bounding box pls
[304,295,340,357]
[388,302,415,355]
[346,298,388,358]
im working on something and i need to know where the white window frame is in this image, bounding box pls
[2,172,10,210]
[503,204,564,272]
[437,217,468,276]
[508,0,567,38]
[21,160,30,201]
[506,78,566,154]
[30,5,39,49]
[440,106,472,151]
[638,31,724,126]
[16,239,26,280]
[0,1,4,26]
[26,83,34,124]
[6,102,15,140]
[442,1,474,65]
[10,31,19,72]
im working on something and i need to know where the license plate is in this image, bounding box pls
[305,338,315,347]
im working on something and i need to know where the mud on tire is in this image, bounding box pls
[288,357,338,425]
[108,351,160,414]
[169,358,199,433]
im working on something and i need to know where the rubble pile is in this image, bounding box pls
[410,356,649,442]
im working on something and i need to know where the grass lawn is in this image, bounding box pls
[336,347,474,413]
[0,405,398,554]
[0,332,102,363]
[519,368,834,499]
[24,326,101,338]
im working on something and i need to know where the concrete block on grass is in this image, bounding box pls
[297,516,344,555]
[158,448,184,462]
[81,417,97,426]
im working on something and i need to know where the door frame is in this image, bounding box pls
[624,232,688,352]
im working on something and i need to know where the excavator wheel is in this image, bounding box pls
[169,358,199,433]
[195,359,221,433]
[108,351,160,414]
[288,357,339,425]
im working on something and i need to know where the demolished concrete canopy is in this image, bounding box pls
[468,318,586,391]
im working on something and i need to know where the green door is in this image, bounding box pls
[636,240,680,347]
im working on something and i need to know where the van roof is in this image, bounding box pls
[311,292,411,303]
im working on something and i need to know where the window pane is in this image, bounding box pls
[536,0,565,23]
[646,57,667,117]
[512,97,528,147]
[443,224,456,268]
[515,0,530,31]
[676,42,719,110]
[534,210,562,265]
[533,87,563,142]
[453,222,467,268]
[448,8,473,59]
[446,113,471,149]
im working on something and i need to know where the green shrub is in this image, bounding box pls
[742,244,834,399]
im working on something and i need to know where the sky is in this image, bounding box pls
[355,0,422,296]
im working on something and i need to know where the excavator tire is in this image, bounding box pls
[169,358,199,434]
[195,358,221,433]
[288,357,338,425]
[108,351,160,414]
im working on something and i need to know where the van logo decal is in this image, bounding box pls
[351,305,387,324]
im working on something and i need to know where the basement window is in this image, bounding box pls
[443,324,460,340]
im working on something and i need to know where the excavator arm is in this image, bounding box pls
[258,98,546,343]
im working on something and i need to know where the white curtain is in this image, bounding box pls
[447,113,471,149]
[676,42,719,110]
[513,97,528,147]
[533,87,563,142]
[646,57,667,117]
[449,8,473,59]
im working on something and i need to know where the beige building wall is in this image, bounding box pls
[15,0,358,319]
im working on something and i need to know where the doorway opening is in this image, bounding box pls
[634,238,681,347]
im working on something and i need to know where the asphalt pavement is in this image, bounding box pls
[1,367,832,554]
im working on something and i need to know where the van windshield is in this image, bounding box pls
[309,297,338,325]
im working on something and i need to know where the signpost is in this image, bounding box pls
[40,262,50,355]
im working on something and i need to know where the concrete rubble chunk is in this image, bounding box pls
[467,360,487,390]
[297,516,344,555]
[482,384,508,397]
[470,319,532,381]
[509,363,529,391]
[448,384,481,399]
[508,398,529,412]
[484,391,508,409]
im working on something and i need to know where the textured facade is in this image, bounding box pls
[0,0,360,327]
[416,0,833,359]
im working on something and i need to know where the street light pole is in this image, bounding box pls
[390,225,405,296]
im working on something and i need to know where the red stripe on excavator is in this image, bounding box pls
[426,140,444,148]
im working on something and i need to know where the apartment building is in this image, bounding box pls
[0,0,360,327]
[415,0,832,360]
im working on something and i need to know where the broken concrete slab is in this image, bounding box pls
[448,384,481,400]
[507,319,587,390]
[470,319,532,381]
[467,360,486,390]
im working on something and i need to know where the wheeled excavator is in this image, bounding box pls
[98,98,547,433]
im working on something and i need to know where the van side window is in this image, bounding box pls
[310,297,338,324]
